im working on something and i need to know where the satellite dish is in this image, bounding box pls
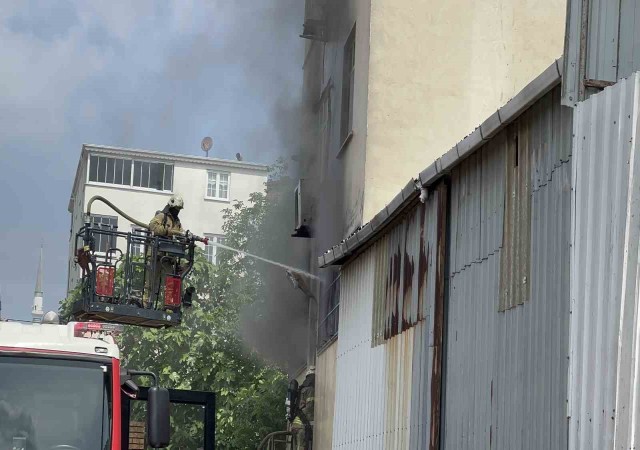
[201,137,213,157]
[235,152,243,161]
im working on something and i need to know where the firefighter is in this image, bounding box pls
[143,195,186,308]
[149,195,184,237]
[292,366,315,450]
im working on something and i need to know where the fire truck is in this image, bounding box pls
[0,197,217,448]
[0,314,170,450]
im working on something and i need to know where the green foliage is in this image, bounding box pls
[117,251,286,448]
[59,164,292,449]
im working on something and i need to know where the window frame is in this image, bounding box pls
[205,170,231,201]
[319,82,332,181]
[87,154,174,193]
[130,226,147,258]
[340,24,356,148]
[204,234,227,265]
[90,214,118,255]
[318,270,340,349]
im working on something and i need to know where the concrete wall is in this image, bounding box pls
[362,0,566,221]
[332,0,372,235]
[304,0,372,249]
[314,340,337,450]
[299,0,373,357]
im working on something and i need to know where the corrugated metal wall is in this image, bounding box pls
[563,0,640,105]
[569,72,640,450]
[332,186,445,450]
[332,248,387,449]
[443,85,572,449]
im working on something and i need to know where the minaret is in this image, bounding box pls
[32,246,44,323]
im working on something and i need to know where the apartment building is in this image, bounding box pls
[294,0,568,447]
[67,144,268,294]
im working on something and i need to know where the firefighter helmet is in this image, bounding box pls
[168,195,184,210]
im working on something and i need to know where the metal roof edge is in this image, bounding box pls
[82,143,271,171]
[322,189,421,266]
[319,58,562,268]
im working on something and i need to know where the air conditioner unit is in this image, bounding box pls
[292,179,311,238]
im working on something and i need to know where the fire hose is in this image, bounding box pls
[85,195,208,244]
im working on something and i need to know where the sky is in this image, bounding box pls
[0,1,304,320]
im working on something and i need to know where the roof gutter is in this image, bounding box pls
[319,57,563,268]
[82,144,270,171]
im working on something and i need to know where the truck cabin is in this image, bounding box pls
[0,318,169,450]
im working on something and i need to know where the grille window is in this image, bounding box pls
[90,215,118,254]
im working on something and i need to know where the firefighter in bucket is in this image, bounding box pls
[144,195,188,309]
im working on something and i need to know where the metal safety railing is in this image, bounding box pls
[318,302,339,348]
[70,224,203,327]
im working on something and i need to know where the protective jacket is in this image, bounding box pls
[298,374,315,423]
[149,206,183,237]
[292,374,315,449]
[293,375,316,426]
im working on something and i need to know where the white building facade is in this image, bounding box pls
[67,144,268,294]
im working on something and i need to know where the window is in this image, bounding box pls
[205,235,226,265]
[130,227,147,257]
[340,24,356,145]
[499,128,531,311]
[133,161,173,191]
[88,154,173,191]
[89,155,132,186]
[318,269,340,348]
[319,85,332,181]
[90,215,118,253]
[207,171,230,200]
[0,357,112,450]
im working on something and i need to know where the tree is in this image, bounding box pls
[60,164,295,449]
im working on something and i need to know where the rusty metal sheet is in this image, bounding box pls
[499,120,531,311]
[333,182,446,450]
[369,188,441,345]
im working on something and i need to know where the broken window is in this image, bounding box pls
[499,126,531,311]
